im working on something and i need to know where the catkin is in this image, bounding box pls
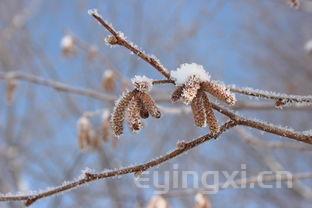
[111,91,136,136]
[181,76,201,105]
[126,97,143,132]
[135,95,149,119]
[136,91,161,118]
[171,85,184,102]
[201,81,236,105]
[200,91,220,134]
[191,92,206,127]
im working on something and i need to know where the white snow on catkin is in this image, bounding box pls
[171,63,210,85]
[103,70,114,79]
[77,116,91,131]
[60,35,74,50]
[131,75,153,92]
[304,39,312,54]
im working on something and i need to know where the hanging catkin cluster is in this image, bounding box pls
[171,63,236,134]
[111,76,161,137]
[77,116,100,150]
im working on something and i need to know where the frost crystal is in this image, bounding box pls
[171,63,210,86]
[131,75,153,92]
[302,130,312,136]
[88,9,100,17]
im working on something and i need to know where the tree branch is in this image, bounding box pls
[0,121,236,206]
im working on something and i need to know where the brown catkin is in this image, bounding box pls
[77,116,93,150]
[136,92,161,118]
[171,85,184,102]
[181,76,201,105]
[288,0,300,8]
[135,95,149,119]
[191,92,206,127]
[111,91,136,136]
[126,97,143,132]
[201,81,236,105]
[6,78,17,105]
[200,91,220,134]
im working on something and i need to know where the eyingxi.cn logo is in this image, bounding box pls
[134,164,294,194]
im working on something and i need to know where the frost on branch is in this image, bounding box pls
[111,76,160,137]
[170,63,236,133]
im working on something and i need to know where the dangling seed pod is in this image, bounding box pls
[200,91,220,134]
[201,81,236,105]
[191,91,206,127]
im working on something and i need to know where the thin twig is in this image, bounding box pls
[229,85,312,105]
[0,121,236,206]
[0,71,116,101]
[88,9,171,79]
[1,9,312,206]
